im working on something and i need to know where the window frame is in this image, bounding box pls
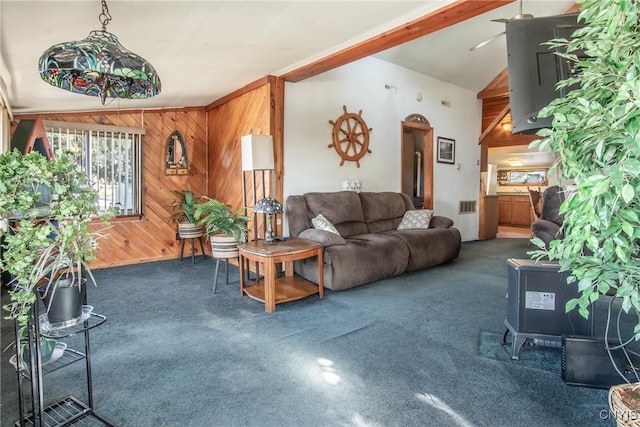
[44,120,144,218]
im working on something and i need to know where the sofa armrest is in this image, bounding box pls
[531,219,562,249]
[298,228,346,247]
[429,216,454,229]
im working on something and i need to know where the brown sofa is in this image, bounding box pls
[286,191,462,291]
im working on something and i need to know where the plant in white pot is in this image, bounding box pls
[528,0,640,415]
[0,149,112,328]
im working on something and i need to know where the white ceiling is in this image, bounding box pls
[1,1,575,115]
[374,0,575,91]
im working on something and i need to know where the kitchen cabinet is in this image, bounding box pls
[498,195,535,227]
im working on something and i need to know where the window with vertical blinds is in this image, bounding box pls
[44,120,144,216]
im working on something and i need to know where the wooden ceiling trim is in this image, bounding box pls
[205,76,271,111]
[478,102,510,144]
[567,3,581,13]
[280,0,514,83]
[13,107,205,121]
[477,85,509,99]
[477,68,509,99]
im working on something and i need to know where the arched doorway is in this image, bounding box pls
[401,114,433,209]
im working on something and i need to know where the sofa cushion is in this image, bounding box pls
[285,195,312,237]
[397,209,434,230]
[321,233,410,290]
[388,227,462,272]
[299,228,346,247]
[304,191,367,237]
[359,192,409,233]
[311,214,340,235]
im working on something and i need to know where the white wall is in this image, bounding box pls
[283,57,482,241]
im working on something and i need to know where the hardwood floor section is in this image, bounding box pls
[497,225,530,239]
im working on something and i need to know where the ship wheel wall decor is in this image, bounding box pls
[328,105,372,167]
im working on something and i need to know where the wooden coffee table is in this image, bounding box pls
[238,237,324,312]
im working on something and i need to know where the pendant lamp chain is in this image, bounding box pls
[99,0,112,31]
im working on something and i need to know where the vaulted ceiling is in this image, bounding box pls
[1,1,576,115]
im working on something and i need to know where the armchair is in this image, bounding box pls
[530,186,566,248]
[527,187,542,221]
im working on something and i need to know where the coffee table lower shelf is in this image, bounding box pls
[15,395,114,427]
[243,277,320,305]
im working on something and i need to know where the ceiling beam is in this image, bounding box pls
[477,68,509,99]
[478,103,510,145]
[280,0,514,83]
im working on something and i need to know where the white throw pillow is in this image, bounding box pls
[311,213,340,235]
[397,210,434,230]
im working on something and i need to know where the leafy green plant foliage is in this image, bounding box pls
[194,197,249,243]
[529,0,640,337]
[168,189,201,224]
[0,149,113,326]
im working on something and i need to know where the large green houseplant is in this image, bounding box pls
[0,149,112,327]
[194,197,249,258]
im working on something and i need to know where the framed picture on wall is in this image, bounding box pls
[437,137,455,164]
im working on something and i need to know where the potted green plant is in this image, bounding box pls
[0,149,112,328]
[194,196,249,258]
[168,189,204,239]
[528,0,640,414]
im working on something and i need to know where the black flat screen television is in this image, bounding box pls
[506,13,584,134]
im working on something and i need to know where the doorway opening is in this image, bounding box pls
[401,114,433,209]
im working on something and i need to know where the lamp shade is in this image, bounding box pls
[241,135,274,171]
[38,30,161,104]
[253,197,283,215]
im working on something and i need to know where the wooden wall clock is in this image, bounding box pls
[328,105,372,167]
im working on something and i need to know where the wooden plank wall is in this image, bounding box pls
[207,84,271,209]
[11,108,208,269]
[10,77,284,269]
[481,97,538,149]
[206,77,284,241]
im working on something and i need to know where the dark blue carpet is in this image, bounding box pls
[1,238,622,426]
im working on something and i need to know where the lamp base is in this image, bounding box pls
[264,230,276,243]
[264,215,275,242]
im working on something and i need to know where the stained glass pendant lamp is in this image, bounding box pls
[38,0,161,105]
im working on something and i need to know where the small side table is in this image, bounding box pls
[238,237,323,312]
